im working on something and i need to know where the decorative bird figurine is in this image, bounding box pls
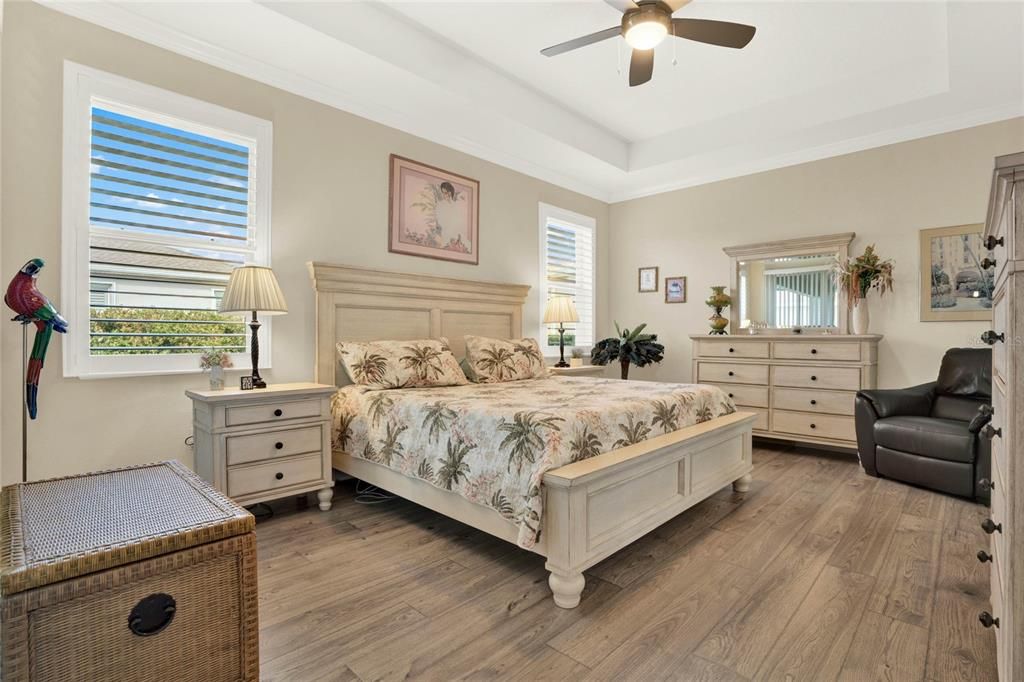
[5,258,68,419]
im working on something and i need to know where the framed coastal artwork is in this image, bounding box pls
[665,276,687,303]
[389,155,480,265]
[638,266,659,292]
[919,223,993,322]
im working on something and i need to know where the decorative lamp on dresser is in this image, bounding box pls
[187,382,336,511]
[692,232,881,450]
[980,150,1023,681]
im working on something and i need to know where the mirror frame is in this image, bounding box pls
[723,232,855,335]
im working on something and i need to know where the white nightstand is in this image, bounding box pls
[186,382,336,511]
[549,364,606,378]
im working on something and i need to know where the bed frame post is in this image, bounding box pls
[543,483,587,608]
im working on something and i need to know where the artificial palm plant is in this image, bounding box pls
[590,322,665,380]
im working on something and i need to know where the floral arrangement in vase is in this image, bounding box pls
[833,245,894,334]
[705,286,732,335]
[199,350,233,390]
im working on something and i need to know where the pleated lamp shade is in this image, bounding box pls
[543,296,579,324]
[219,266,288,315]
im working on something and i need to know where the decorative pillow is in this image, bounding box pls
[337,338,468,389]
[463,335,548,383]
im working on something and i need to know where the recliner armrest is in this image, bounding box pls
[968,404,993,434]
[856,382,937,420]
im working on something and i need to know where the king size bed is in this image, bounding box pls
[309,263,755,608]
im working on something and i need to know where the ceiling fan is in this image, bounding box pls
[541,0,756,87]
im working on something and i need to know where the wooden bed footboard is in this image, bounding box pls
[541,411,755,607]
[332,411,756,609]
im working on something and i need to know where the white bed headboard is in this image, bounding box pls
[308,262,531,386]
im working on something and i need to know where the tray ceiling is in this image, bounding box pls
[43,1,1024,202]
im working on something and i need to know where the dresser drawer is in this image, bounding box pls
[772,365,861,391]
[990,463,1007,588]
[226,425,324,466]
[225,398,323,427]
[697,362,769,386]
[773,341,861,362]
[709,383,769,408]
[772,410,856,442]
[992,283,1007,386]
[991,380,1007,483]
[772,387,856,416]
[228,453,324,498]
[743,407,769,431]
[695,340,770,359]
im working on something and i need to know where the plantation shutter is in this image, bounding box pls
[88,106,256,355]
[543,219,595,349]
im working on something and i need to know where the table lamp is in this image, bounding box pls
[219,265,288,389]
[543,296,579,368]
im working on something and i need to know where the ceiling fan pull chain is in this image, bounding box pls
[616,38,622,77]
[672,23,678,66]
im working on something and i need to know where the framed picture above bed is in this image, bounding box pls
[919,223,993,321]
[389,154,480,265]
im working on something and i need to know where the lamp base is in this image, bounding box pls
[251,376,267,389]
[553,360,570,368]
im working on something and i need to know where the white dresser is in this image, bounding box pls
[187,382,336,511]
[981,150,1023,681]
[690,334,881,449]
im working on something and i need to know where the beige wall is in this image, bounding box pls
[609,117,1024,388]
[0,2,609,482]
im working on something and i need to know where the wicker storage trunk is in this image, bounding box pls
[0,461,258,682]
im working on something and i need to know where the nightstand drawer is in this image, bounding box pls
[226,425,324,466]
[228,453,324,498]
[225,399,322,427]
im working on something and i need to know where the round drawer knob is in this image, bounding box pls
[273,409,283,417]
[979,611,1000,629]
[984,235,1004,250]
[810,348,817,355]
[977,550,993,563]
[981,330,1004,345]
[981,518,1002,534]
[275,472,284,480]
[728,348,735,353]
[275,442,284,450]
[810,399,817,405]
[809,423,817,429]
[979,478,995,492]
[728,393,734,398]
[982,424,1002,440]
[728,371,734,376]
[810,375,817,381]
[981,257,997,270]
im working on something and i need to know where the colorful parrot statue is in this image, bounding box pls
[4,258,68,419]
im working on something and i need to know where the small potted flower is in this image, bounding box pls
[200,350,233,390]
[569,347,584,368]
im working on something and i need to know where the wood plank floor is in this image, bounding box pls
[255,443,997,681]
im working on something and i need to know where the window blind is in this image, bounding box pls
[88,107,254,355]
[763,268,836,328]
[543,219,595,349]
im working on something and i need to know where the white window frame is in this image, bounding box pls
[62,62,273,378]
[538,203,597,357]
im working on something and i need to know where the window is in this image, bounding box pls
[538,203,596,354]
[62,63,272,377]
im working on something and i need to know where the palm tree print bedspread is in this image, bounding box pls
[331,376,735,548]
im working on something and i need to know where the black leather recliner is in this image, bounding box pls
[855,348,992,502]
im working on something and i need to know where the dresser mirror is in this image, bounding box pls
[723,233,855,334]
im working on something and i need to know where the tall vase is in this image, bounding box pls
[852,298,870,335]
[706,286,732,335]
[209,365,225,391]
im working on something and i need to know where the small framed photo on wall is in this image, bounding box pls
[665,276,687,303]
[638,266,659,292]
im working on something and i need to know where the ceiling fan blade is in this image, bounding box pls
[541,26,621,57]
[628,49,654,87]
[604,0,638,12]
[671,18,756,49]
[664,0,693,12]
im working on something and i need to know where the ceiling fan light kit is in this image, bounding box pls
[541,0,756,87]
[623,4,671,50]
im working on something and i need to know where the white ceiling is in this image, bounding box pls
[45,1,1024,202]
